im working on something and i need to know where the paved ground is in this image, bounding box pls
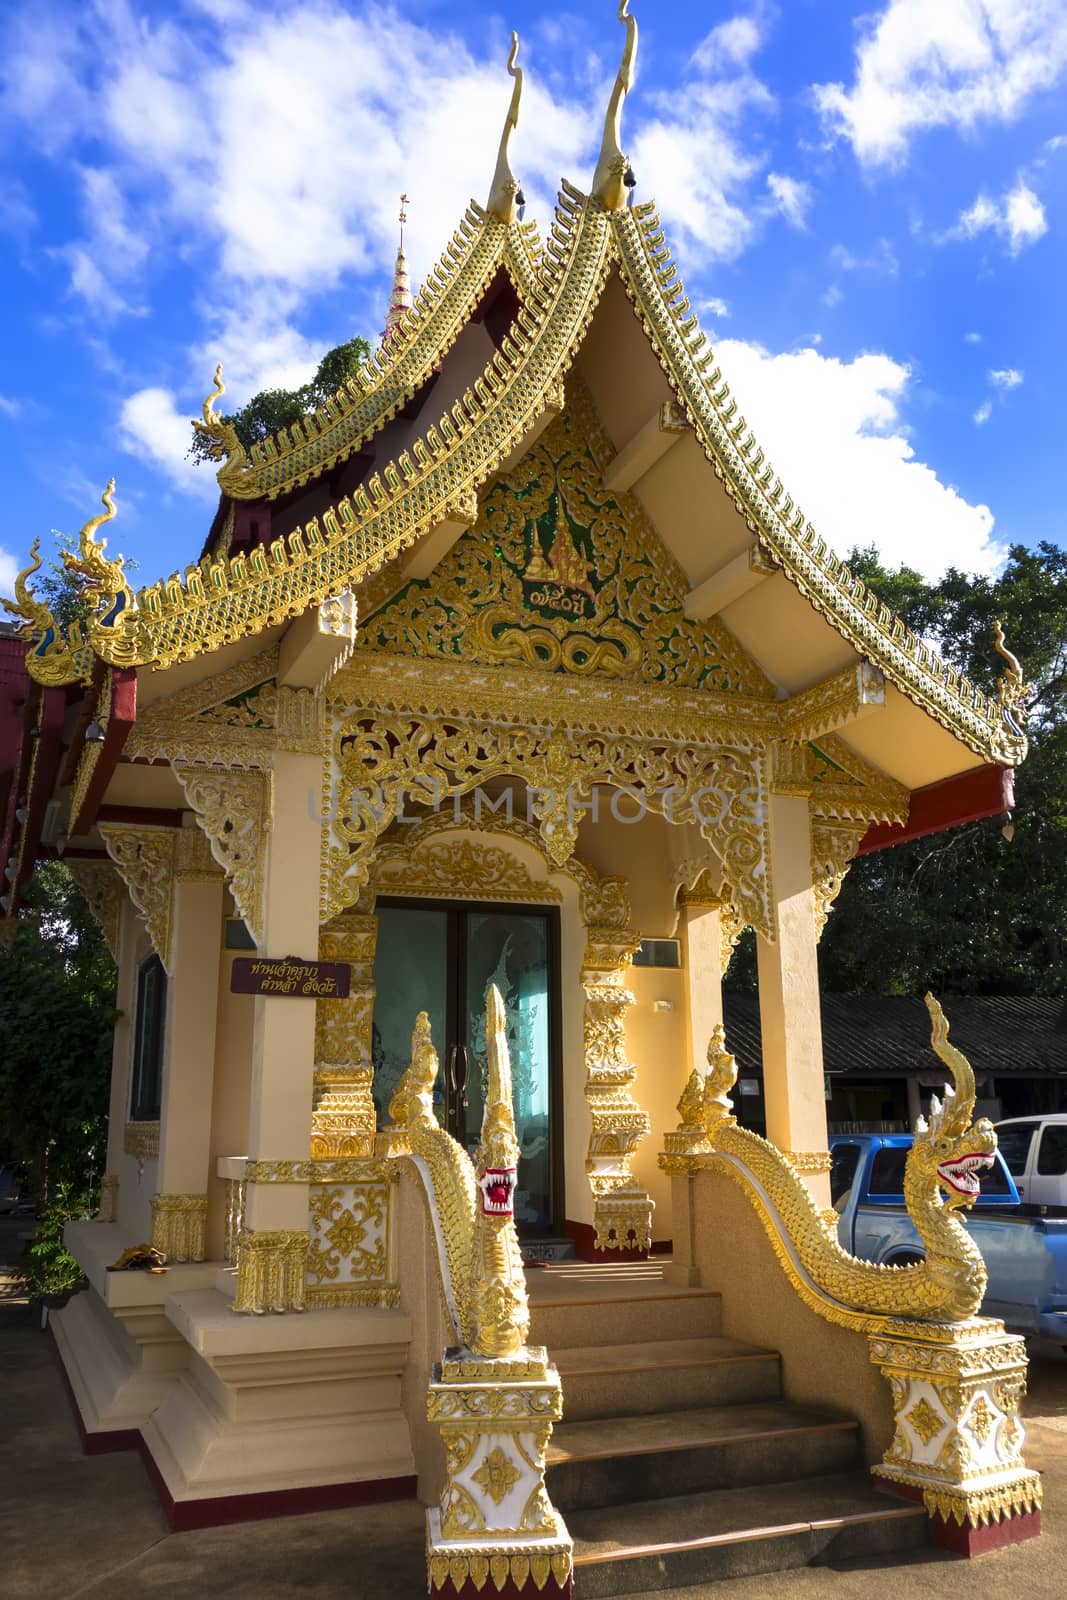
[2,1215,1065,1599]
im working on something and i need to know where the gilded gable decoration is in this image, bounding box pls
[98,824,176,971]
[172,766,273,944]
[125,647,279,768]
[366,807,631,928]
[359,384,773,698]
[324,687,772,934]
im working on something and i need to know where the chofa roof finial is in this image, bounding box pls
[592,1,638,212]
[384,195,413,343]
[487,33,525,224]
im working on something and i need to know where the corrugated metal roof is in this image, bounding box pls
[722,993,1067,1078]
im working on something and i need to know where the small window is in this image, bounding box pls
[1037,1126,1067,1177]
[130,955,167,1122]
[631,939,681,969]
[869,1147,908,1195]
[998,1123,1039,1177]
[830,1143,862,1206]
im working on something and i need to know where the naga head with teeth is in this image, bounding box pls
[473,984,522,1223]
[913,994,998,1211]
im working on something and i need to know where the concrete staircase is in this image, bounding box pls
[527,1263,929,1596]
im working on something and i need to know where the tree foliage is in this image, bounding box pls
[188,337,372,464]
[726,541,1067,998]
[0,863,117,1202]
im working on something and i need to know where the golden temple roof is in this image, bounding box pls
[2,6,1030,776]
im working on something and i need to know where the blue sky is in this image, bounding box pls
[0,0,1064,592]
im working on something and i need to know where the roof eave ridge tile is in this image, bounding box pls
[609,201,1025,773]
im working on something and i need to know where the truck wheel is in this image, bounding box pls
[888,1250,925,1267]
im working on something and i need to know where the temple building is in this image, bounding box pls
[0,7,1042,1592]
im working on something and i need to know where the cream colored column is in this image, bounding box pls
[236,717,322,1313]
[98,894,139,1223]
[680,896,725,1081]
[150,826,224,1263]
[755,745,831,1207]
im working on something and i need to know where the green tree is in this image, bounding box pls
[0,863,117,1204]
[189,336,372,464]
[726,542,1067,997]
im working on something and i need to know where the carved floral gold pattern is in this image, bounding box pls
[99,826,175,970]
[172,766,272,945]
[358,384,772,698]
[906,1397,944,1447]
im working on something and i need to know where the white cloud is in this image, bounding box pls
[0,1,594,389]
[954,180,1047,253]
[1004,182,1048,250]
[815,0,1067,167]
[715,338,1006,580]
[964,330,983,343]
[117,388,217,500]
[767,172,812,228]
[0,549,17,593]
[973,400,992,424]
[699,296,731,319]
[822,284,844,307]
[694,13,765,74]
[989,367,1024,388]
[829,239,899,276]
[0,394,20,419]
[629,10,781,266]
[101,5,591,298]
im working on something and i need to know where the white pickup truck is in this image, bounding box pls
[995,1115,1067,1209]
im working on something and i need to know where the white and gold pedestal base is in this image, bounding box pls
[427,1347,573,1597]
[138,1289,416,1525]
[870,1320,1042,1555]
[52,1221,218,1444]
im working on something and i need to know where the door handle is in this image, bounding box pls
[454,1044,470,1110]
[445,1045,470,1135]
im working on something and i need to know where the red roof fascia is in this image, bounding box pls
[858,764,1014,856]
[0,639,29,865]
[68,668,137,838]
[11,686,66,901]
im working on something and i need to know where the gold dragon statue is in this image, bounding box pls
[696,994,997,1324]
[2,478,135,686]
[389,984,530,1357]
[191,364,257,496]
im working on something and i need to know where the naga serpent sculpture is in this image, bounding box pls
[697,993,997,1324]
[389,984,530,1358]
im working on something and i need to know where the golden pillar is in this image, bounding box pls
[311,914,378,1157]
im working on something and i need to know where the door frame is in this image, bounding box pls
[376,894,566,1236]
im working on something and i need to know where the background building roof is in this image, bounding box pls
[723,992,1067,1079]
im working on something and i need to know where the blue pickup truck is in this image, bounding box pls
[830,1133,1067,1343]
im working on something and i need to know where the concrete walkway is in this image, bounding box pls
[1,1217,1064,1598]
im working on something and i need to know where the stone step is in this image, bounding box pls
[568,1473,930,1597]
[528,1273,720,1351]
[554,1338,780,1423]
[547,1401,861,1511]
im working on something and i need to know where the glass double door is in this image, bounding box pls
[371,899,563,1234]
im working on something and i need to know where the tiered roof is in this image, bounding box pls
[2,2,1031,778]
